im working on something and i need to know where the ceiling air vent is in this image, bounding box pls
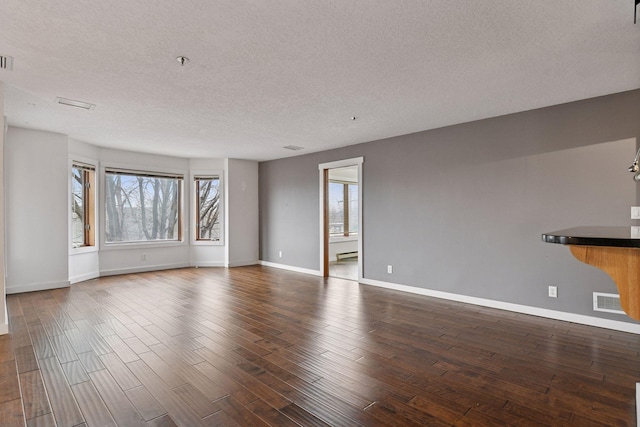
[55,97,96,110]
[0,55,14,71]
[593,292,624,315]
[283,145,304,151]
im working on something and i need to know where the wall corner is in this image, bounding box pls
[0,81,7,335]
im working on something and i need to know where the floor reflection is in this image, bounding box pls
[329,258,358,281]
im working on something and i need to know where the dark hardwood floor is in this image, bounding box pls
[1,265,639,426]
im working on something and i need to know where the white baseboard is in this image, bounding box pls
[69,272,100,284]
[190,262,226,268]
[360,277,640,335]
[260,261,322,277]
[6,280,70,295]
[227,260,260,268]
[636,383,640,426]
[100,262,189,277]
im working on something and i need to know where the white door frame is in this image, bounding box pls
[318,157,364,280]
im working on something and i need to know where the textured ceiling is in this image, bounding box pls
[0,1,638,161]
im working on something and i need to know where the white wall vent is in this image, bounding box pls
[593,292,624,315]
[55,97,96,110]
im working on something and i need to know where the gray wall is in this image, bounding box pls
[259,89,640,321]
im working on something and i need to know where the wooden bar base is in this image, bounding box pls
[570,245,640,320]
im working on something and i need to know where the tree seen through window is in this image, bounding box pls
[105,171,182,243]
[195,176,221,241]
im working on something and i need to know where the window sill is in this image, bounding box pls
[329,235,358,243]
[101,240,187,251]
[191,240,224,247]
[70,246,98,255]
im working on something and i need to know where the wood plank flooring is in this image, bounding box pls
[1,265,639,426]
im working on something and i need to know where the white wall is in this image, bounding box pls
[69,252,99,284]
[328,238,358,261]
[69,138,99,159]
[225,159,259,267]
[5,127,69,294]
[0,82,7,334]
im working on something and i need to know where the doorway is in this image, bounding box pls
[318,157,363,280]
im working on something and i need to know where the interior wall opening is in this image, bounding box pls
[327,165,359,280]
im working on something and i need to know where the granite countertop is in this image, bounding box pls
[542,226,640,248]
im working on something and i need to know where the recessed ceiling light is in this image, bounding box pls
[55,97,96,110]
[283,145,304,151]
[0,55,14,71]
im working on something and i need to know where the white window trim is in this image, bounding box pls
[69,156,99,255]
[190,170,224,246]
[99,161,188,251]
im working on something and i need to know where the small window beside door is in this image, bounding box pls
[72,163,96,248]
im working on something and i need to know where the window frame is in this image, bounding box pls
[191,170,224,246]
[70,159,97,253]
[328,179,359,239]
[100,163,187,249]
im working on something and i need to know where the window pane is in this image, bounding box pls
[72,165,95,248]
[71,166,85,247]
[348,183,358,235]
[196,177,221,241]
[105,172,181,243]
[328,182,344,236]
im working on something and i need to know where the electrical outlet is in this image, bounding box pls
[141,253,147,261]
[632,207,640,219]
[548,285,557,298]
[279,251,282,258]
[387,265,393,274]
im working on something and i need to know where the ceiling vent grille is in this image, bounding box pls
[283,145,304,151]
[55,97,96,110]
[0,55,14,71]
[593,292,624,314]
